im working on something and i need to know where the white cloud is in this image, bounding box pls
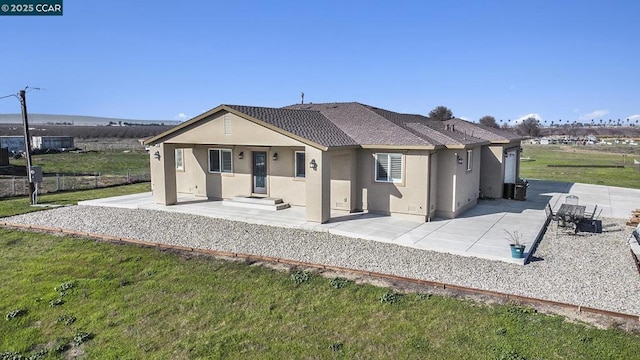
[579,109,608,121]
[627,114,640,121]
[174,112,189,121]
[514,113,542,124]
[458,116,469,121]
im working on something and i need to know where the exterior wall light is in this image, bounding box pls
[272,153,278,161]
[455,152,463,164]
[153,151,161,160]
[309,159,317,170]
[238,151,244,159]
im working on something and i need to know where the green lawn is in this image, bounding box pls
[1,229,639,359]
[520,144,640,188]
[0,182,150,218]
[10,150,150,175]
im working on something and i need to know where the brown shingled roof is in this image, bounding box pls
[443,119,521,143]
[363,105,487,147]
[147,101,520,150]
[285,103,438,147]
[225,105,357,147]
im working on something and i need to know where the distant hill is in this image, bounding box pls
[0,113,180,126]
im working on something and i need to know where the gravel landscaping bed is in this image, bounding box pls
[4,205,640,315]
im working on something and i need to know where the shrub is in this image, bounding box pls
[0,352,22,360]
[379,292,403,304]
[55,314,76,325]
[5,309,27,320]
[496,349,526,360]
[55,281,76,293]
[52,342,69,353]
[329,277,350,289]
[290,271,310,285]
[49,298,64,307]
[72,332,94,346]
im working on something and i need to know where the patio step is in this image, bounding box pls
[222,196,290,211]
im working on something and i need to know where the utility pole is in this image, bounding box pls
[19,89,35,205]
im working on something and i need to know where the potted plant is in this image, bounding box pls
[505,230,526,258]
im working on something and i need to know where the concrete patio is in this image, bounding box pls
[79,180,640,265]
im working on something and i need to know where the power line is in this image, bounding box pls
[0,93,18,100]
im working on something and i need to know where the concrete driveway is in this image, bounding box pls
[79,180,640,265]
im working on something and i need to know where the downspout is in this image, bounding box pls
[426,151,432,222]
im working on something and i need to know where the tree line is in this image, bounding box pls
[428,105,539,136]
[427,106,639,137]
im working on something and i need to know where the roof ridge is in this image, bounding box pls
[444,118,521,142]
[361,103,428,119]
[357,104,446,145]
[227,104,318,112]
[362,105,453,146]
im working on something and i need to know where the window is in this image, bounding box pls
[466,149,473,171]
[175,149,184,171]
[375,153,402,183]
[295,151,306,178]
[208,149,232,173]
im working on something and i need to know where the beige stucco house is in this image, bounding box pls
[144,102,522,223]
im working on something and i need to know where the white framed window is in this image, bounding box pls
[466,149,473,171]
[375,153,402,183]
[208,148,232,173]
[294,151,306,178]
[175,149,184,171]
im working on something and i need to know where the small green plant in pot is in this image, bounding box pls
[505,230,526,258]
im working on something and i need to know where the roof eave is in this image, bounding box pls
[445,140,490,149]
[360,144,439,150]
[488,139,520,144]
[143,105,329,151]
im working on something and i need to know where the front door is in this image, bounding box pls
[253,151,267,194]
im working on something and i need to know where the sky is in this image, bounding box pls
[1,0,639,125]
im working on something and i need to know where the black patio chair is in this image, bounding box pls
[584,205,598,220]
[565,195,579,205]
[592,208,603,220]
[546,204,563,235]
[577,218,603,234]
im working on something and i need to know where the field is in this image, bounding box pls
[10,149,150,175]
[1,222,640,359]
[0,124,172,139]
[0,183,150,217]
[520,144,640,188]
[1,150,151,198]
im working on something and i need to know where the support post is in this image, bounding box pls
[19,90,35,205]
[305,146,330,223]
